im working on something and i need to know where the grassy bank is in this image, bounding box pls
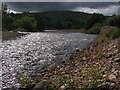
[18,26,120,90]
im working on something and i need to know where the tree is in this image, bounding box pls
[2,3,14,31]
[107,15,120,27]
[2,15,13,31]
[13,16,37,32]
[1,3,7,14]
[86,13,105,30]
[34,14,45,31]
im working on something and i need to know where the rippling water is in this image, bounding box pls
[1,31,96,88]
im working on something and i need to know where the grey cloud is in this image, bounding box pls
[4,2,120,16]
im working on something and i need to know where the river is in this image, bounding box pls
[1,31,96,88]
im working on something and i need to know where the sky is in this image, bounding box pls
[4,2,120,16]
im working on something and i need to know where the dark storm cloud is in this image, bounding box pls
[4,2,119,16]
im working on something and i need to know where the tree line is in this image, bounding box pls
[2,3,45,32]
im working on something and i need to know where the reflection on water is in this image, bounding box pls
[1,31,96,88]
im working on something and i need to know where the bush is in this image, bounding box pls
[87,27,100,34]
[13,16,37,32]
[106,28,120,39]
[86,23,101,34]
[107,16,120,27]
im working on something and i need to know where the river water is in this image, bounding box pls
[1,31,96,88]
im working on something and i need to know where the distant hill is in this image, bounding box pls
[10,11,92,29]
[41,11,91,29]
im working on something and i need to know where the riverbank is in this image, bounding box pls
[1,32,28,41]
[18,26,119,89]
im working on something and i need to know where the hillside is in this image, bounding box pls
[10,11,92,30]
[41,11,91,29]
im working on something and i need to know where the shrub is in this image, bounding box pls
[106,28,120,39]
[107,16,120,27]
[86,23,101,34]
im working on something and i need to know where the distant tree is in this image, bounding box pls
[107,15,120,27]
[22,12,33,17]
[2,3,7,14]
[34,14,45,31]
[2,3,14,31]
[55,17,64,29]
[2,15,13,31]
[86,13,105,30]
[13,16,37,32]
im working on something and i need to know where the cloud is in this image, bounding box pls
[71,5,119,16]
[7,9,21,14]
[4,2,119,16]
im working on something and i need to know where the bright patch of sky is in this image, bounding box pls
[71,5,119,16]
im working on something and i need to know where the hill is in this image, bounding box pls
[11,11,92,30]
[41,11,91,29]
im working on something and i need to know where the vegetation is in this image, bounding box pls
[2,3,45,32]
[106,28,120,39]
[2,3,120,34]
[107,15,120,27]
[85,13,105,30]
[86,23,101,34]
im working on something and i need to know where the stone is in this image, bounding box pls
[76,48,80,52]
[33,80,50,90]
[44,73,51,77]
[82,57,87,61]
[61,71,66,74]
[58,84,67,90]
[60,68,64,71]
[108,74,116,81]
[57,66,60,69]
[103,75,107,78]
[61,60,66,64]
[97,83,109,89]
[74,69,79,73]
[114,58,120,62]
[113,70,118,75]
